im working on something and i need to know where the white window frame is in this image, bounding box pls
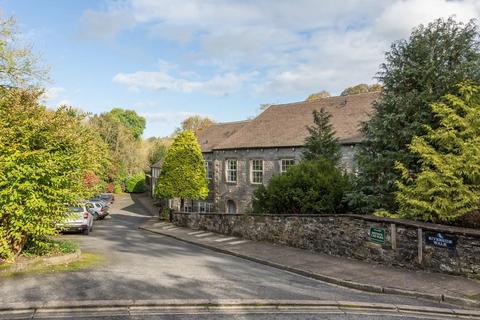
[226,159,237,183]
[280,159,296,173]
[205,160,213,180]
[199,202,214,213]
[250,159,263,184]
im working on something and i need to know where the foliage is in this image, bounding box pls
[302,108,341,165]
[124,172,146,193]
[305,90,330,101]
[252,160,351,214]
[147,137,171,165]
[394,83,480,222]
[154,131,208,202]
[109,108,146,140]
[22,238,78,257]
[113,183,123,194]
[174,115,215,136]
[350,18,480,213]
[0,89,109,261]
[0,16,47,89]
[340,83,382,96]
[89,111,148,177]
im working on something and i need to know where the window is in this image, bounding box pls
[226,159,237,183]
[281,159,295,173]
[199,202,214,213]
[251,159,263,184]
[205,161,213,180]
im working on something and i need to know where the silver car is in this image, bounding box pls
[60,204,94,235]
[86,200,109,220]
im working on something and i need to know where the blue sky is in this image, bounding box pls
[1,0,478,137]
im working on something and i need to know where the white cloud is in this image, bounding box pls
[80,9,136,40]
[113,70,253,96]
[139,111,196,123]
[84,0,480,96]
[43,86,65,100]
[375,0,478,40]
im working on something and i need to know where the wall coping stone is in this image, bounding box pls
[173,212,480,237]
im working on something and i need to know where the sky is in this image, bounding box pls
[1,0,479,137]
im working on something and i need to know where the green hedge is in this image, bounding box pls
[125,172,146,193]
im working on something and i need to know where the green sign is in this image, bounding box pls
[369,227,385,244]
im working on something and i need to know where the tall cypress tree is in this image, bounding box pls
[351,18,480,213]
[303,108,341,165]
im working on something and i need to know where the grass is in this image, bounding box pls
[0,253,103,278]
[21,237,79,257]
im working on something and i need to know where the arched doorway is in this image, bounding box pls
[226,200,237,214]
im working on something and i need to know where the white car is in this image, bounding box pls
[61,204,94,235]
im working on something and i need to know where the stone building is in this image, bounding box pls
[153,92,378,214]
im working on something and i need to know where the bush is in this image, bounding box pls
[252,160,351,214]
[114,182,123,194]
[125,172,146,193]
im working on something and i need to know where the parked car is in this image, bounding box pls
[59,204,94,235]
[86,200,109,220]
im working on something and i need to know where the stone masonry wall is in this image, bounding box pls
[171,212,480,278]
[210,145,357,213]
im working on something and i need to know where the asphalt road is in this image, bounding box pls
[0,195,468,319]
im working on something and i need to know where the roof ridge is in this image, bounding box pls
[268,91,380,109]
[212,119,252,126]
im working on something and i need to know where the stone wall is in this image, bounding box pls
[207,145,357,213]
[171,212,480,277]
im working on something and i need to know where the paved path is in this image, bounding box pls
[0,194,476,319]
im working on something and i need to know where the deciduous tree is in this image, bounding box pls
[0,89,108,261]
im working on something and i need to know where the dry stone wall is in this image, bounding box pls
[171,212,480,278]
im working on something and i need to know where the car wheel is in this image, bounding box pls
[89,223,94,232]
[83,228,90,235]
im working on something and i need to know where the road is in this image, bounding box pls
[0,195,470,319]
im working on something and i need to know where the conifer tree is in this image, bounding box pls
[303,108,341,165]
[154,131,208,208]
[351,18,480,213]
[395,82,480,222]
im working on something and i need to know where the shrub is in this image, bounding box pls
[114,183,123,194]
[252,160,351,214]
[125,172,146,193]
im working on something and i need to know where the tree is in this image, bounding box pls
[340,83,382,96]
[89,111,149,178]
[154,131,208,208]
[252,160,351,214]
[109,108,146,140]
[302,108,341,165]
[305,90,330,101]
[351,18,480,213]
[175,115,215,136]
[0,16,47,89]
[341,84,369,96]
[0,89,108,261]
[394,82,480,223]
[147,137,171,165]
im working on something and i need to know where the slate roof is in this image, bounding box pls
[196,120,251,152]
[213,92,378,150]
